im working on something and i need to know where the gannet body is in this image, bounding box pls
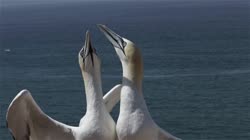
[76,31,117,140]
[98,25,181,140]
[6,31,120,140]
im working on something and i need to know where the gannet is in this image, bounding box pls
[77,31,118,140]
[98,25,181,140]
[6,31,121,140]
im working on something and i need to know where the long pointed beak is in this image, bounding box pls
[80,31,95,65]
[84,31,91,56]
[97,24,126,54]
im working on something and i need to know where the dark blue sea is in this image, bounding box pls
[0,0,250,139]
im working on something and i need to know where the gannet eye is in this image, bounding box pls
[80,49,84,59]
[121,39,127,48]
[79,47,88,64]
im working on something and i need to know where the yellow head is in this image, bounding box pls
[98,25,143,84]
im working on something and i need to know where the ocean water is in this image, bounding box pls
[0,0,250,139]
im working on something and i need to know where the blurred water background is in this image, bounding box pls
[0,0,250,139]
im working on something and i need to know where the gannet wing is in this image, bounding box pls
[103,84,122,112]
[157,126,182,140]
[6,89,75,140]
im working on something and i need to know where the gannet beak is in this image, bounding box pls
[97,24,126,55]
[80,31,95,65]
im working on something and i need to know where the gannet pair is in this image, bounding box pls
[6,25,181,140]
[6,31,121,140]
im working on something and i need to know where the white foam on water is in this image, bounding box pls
[4,49,11,52]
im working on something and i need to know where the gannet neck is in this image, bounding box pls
[121,52,143,94]
[122,66,141,93]
[119,57,148,114]
[81,69,105,113]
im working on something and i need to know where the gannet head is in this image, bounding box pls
[98,24,143,83]
[79,31,101,74]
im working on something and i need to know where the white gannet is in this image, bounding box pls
[98,24,181,140]
[77,31,118,140]
[6,31,121,140]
